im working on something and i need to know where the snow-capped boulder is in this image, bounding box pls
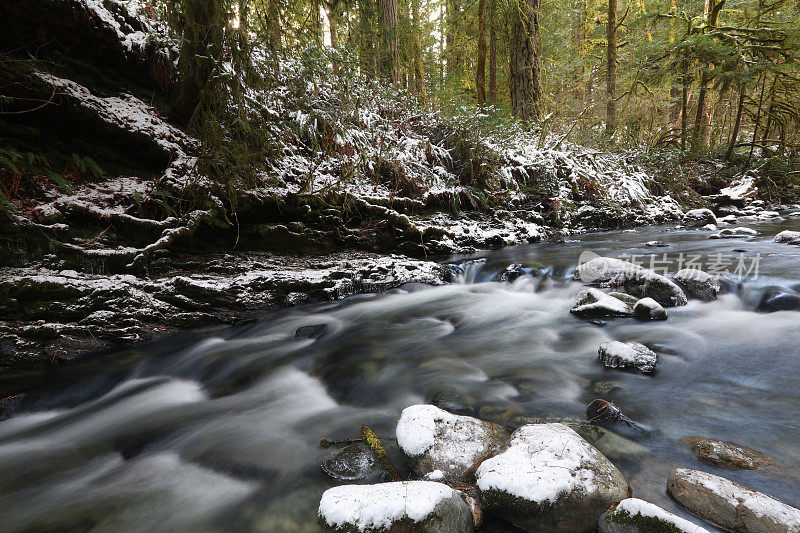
[614,269,687,307]
[598,341,658,374]
[599,498,710,533]
[667,468,800,533]
[575,256,642,283]
[645,240,668,247]
[758,210,781,220]
[775,231,800,245]
[609,292,639,306]
[571,288,634,318]
[476,423,630,533]
[701,223,717,231]
[395,404,507,483]
[318,481,473,532]
[673,269,720,302]
[709,227,758,239]
[717,214,738,224]
[684,437,770,470]
[683,209,717,228]
[633,298,667,320]
[709,174,758,207]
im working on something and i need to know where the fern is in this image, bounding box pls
[46,171,73,195]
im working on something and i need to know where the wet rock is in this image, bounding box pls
[667,468,800,533]
[775,230,800,245]
[499,263,526,282]
[645,240,669,247]
[633,298,667,320]
[709,227,758,239]
[576,424,648,460]
[571,288,634,318]
[428,391,476,416]
[295,324,328,340]
[599,498,710,533]
[683,209,717,228]
[757,288,800,313]
[585,399,644,430]
[673,269,720,302]
[321,443,388,482]
[598,341,658,374]
[318,481,473,532]
[476,423,630,533]
[685,437,771,470]
[395,404,507,483]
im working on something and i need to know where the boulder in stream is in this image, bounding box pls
[684,437,770,470]
[318,481,473,532]
[667,468,800,533]
[683,209,717,228]
[598,341,658,374]
[709,227,758,239]
[599,498,710,533]
[476,423,630,533]
[571,288,634,318]
[673,269,720,302]
[775,231,800,245]
[321,443,389,482]
[395,404,507,483]
[633,298,667,320]
[757,288,800,313]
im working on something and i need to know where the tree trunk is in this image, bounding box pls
[724,84,745,160]
[411,0,426,99]
[267,0,282,51]
[311,0,323,45]
[680,53,689,152]
[488,0,497,102]
[476,0,487,105]
[747,71,768,166]
[509,0,542,122]
[446,0,462,78]
[605,0,617,137]
[359,0,375,78]
[378,0,400,83]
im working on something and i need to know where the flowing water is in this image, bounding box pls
[2,218,800,532]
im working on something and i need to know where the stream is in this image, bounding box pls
[1,218,800,532]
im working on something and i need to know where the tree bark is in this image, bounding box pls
[411,0,426,99]
[488,0,497,102]
[605,0,617,136]
[378,0,400,83]
[359,0,375,78]
[510,0,542,122]
[476,0,487,105]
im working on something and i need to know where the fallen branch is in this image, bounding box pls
[126,209,212,270]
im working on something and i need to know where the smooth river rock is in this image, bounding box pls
[318,481,473,532]
[322,443,388,482]
[673,269,720,302]
[709,227,758,239]
[667,468,800,532]
[598,341,658,374]
[476,423,630,533]
[599,498,710,533]
[685,437,770,470]
[395,404,507,483]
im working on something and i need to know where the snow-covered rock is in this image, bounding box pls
[645,240,668,247]
[598,341,658,374]
[775,231,800,245]
[717,214,738,225]
[599,498,710,533]
[318,481,473,532]
[633,298,667,321]
[667,468,800,533]
[710,174,758,207]
[395,404,507,483]
[673,269,720,302]
[709,227,758,239]
[685,437,771,470]
[758,210,781,219]
[476,423,630,532]
[701,223,718,231]
[571,288,634,318]
[615,269,688,307]
[683,209,717,228]
[575,256,642,284]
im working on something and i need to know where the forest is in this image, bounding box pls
[3,0,800,532]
